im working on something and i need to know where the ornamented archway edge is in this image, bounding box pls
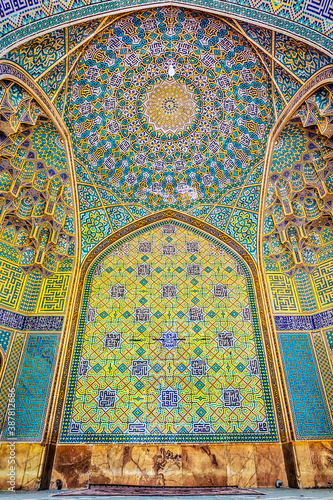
[82,209,257,276]
[1,0,333,58]
[58,211,287,444]
[0,62,68,139]
[269,66,333,142]
[258,65,333,279]
[54,210,288,445]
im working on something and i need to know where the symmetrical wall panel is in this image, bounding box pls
[61,222,277,443]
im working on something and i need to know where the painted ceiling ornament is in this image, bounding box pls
[69,7,272,210]
[143,81,196,133]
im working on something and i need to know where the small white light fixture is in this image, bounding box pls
[168,63,175,77]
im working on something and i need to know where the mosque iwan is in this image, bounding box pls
[0,0,332,492]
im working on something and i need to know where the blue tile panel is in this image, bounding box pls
[275,309,333,331]
[3,334,59,441]
[0,328,12,353]
[0,307,63,331]
[279,333,332,439]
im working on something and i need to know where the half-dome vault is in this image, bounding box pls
[69,8,273,210]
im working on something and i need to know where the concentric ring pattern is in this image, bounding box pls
[69,8,273,209]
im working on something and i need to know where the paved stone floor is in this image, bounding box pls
[0,489,333,500]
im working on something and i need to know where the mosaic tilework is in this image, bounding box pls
[38,274,71,313]
[294,270,318,312]
[275,33,333,82]
[0,333,24,434]
[267,275,299,313]
[239,21,272,53]
[4,30,66,79]
[1,0,333,57]
[68,8,273,213]
[264,109,333,313]
[0,261,24,310]
[227,210,258,259]
[279,333,332,439]
[0,328,11,354]
[325,329,333,350]
[206,207,232,232]
[2,334,58,441]
[274,67,301,103]
[81,209,112,262]
[106,206,134,230]
[127,205,151,219]
[78,185,101,211]
[312,333,333,419]
[61,222,277,443]
[0,79,76,314]
[189,205,214,220]
[275,309,333,331]
[19,270,43,313]
[98,188,119,206]
[0,308,63,331]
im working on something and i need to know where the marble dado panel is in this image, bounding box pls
[1,441,333,489]
[0,443,45,490]
[51,443,288,489]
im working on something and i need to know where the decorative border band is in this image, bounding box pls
[275,309,333,331]
[0,0,333,57]
[0,308,64,331]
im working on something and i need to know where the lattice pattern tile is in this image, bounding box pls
[61,222,276,443]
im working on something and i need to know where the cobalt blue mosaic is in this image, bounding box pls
[0,328,11,353]
[0,308,64,331]
[275,310,333,331]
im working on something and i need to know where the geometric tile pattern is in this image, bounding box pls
[1,0,333,57]
[0,3,332,449]
[227,210,258,259]
[5,9,331,264]
[0,308,63,331]
[61,222,277,443]
[275,33,332,83]
[0,328,12,354]
[2,334,58,441]
[0,333,24,435]
[275,310,333,331]
[264,117,333,313]
[0,79,75,313]
[279,332,332,439]
[312,333,333,422]
[80,209,112,262]
[69,8,273,213]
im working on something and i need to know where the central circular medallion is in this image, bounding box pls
[143,82,196,133]
[163,98,178,113]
